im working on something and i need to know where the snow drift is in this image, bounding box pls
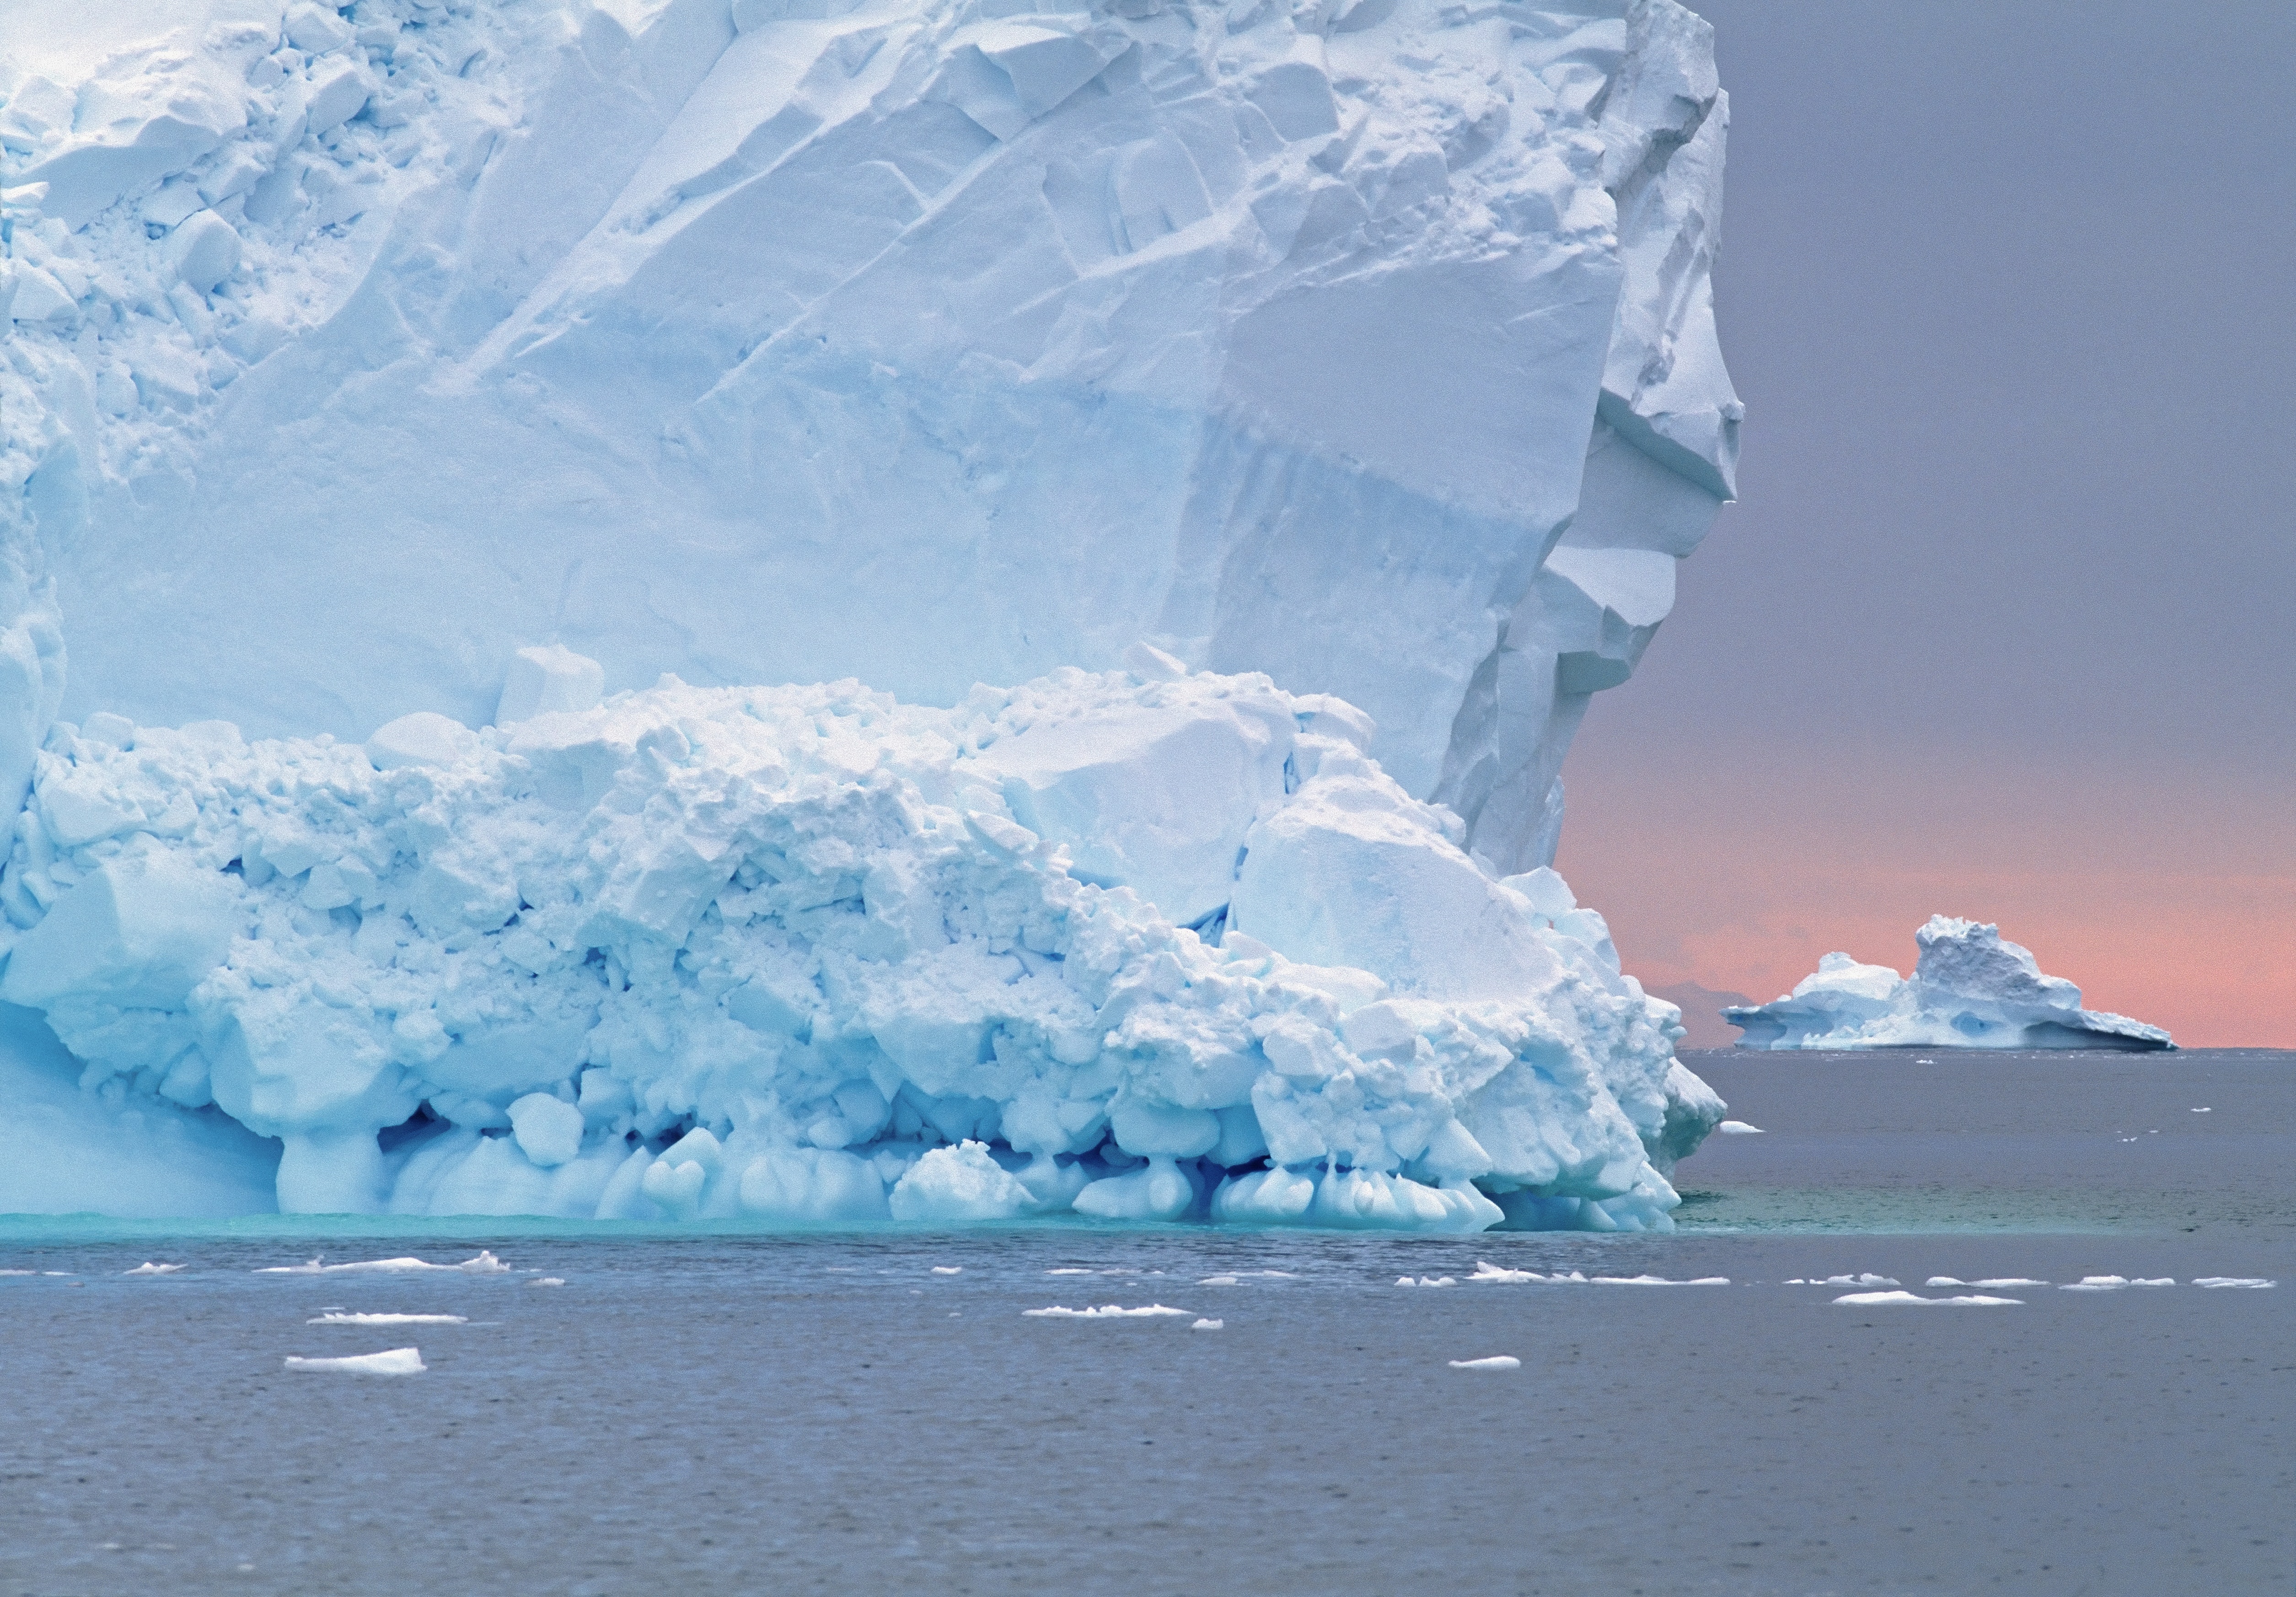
[0,0,1739,1224]
[1722,917,2173,1051]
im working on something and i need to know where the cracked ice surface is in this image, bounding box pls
[0,661,1722,1224]
[0,0,1735,872]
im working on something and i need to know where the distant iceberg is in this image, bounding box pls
[1722,917,2172,1051]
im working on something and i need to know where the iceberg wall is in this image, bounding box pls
[1723,917,2175,1052]
[0,0,1734,867]
[0,0,1740,1222]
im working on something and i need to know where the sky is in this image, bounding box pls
[1557,0,2296,1047]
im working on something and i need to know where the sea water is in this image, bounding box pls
[2,1051,2287,1596]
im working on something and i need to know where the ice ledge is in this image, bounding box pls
[0,654,1721,1226]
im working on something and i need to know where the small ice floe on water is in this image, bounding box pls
[283,1348,425,1375]
[1468,1261,1540,1283]
[1591,1275,1730,1286]
[529,1278,566,1288]
[1191,1318,1223,1331]
[1200,1275,1240,1286]
[0,1269,35,1276]
[1790,1274,1899,1289]
[257,1251,509,1276]
[1396,1275,1458,1287]
[307,1312,468,1326]
[931,1266,963,1276]
[1835,1291,2021,1307]
[2130,1279,2174,1287]
[1024,1304,1191,1319]
[2191,1107,2211,1113]
[1717,1120,1765,1135]
[1046,1268,1095,1276]
[1198,1270,1294,1285]
[2194,1277,2276,1290]
[1448,1356,1521,1371]
[1929,1277,2049,1289]
[2062,1276,2130,1291]
[123,1263,185,1276]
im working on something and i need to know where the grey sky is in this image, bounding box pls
[1592,0,2295,778]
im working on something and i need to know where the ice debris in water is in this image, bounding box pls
[1716,1120,1764,1134]
[1834,1291,2022,1307]
[1191,1318,1223,1332]
[529,1278,566,1288]
[1725,919,2173,1050]
[254,1252,508,1275]
[307,1312,467,1325]
[1449,1356,1521,1371]
[0,661,1722,1232]
[930,1266,963,1276]
[123,1261,184,1275]
[1023,1305,1191,1319]
[1591,1274,1727,1286]
[1396,1275,1458,1287]
[283,1347,426,1375]
[1786,1274,1900,1289]
[2194,1278,2275,1290]
[2061,1277,2132,1292]
[1927,1277,2048,1289]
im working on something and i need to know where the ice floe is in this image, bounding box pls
[307,1312,468,1326]
[1449,1356,1521,1371]
[1024,1305,1191,1320]
[1833,1291,2022,1307]
[1191,1319,1223,1332]
[2194,1278,2276,1290]
[123,1262,185,1275]
[283,1347,426,1375]
[1716,1120,1765,1135]
[255,1251,509,1275]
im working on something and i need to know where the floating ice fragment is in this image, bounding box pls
[307,1312,469,1326]
[283,1348,426,1375]
[1467,1261,1540,1283]
[0,1269,35,1276]
[1396,1275,1457,1287]
[1812,1274,1900,1288]
[1046,1269,1094,1276]
[1929,1277,2049,1289]
[123,1262,185,1275]
[1023,1305,1191,1319]
[930,1267,963,1276]
[1448,1356,1521,1371]
[1191,1318,1223,1331]
[1591,1275,1730,1286]
[2130,1278,2174,1287]
[1199,1275,1240,1286]
[1834,1291,2021,1307]
[529,1278,566,1288]
[256,1252,509,1275]
[2191,1107,2211,1113]
[2061,1277,2129,1292]
[2194,1278,2276,1290]
[1717,1120,1765,1135]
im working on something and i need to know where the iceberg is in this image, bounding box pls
[1722,917,2173,1052]
[0,0,1741,1226]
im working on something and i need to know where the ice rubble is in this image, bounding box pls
[0,0,1735,873]
[1722,918,2174,1052]
[0,656,1721,1226]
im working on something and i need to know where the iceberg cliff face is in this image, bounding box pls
[0,0,1734,868]
[0,0,1738,1222]
[1723,917,2174,1052]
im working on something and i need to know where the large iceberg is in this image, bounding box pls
[0,0,1739,1223]
[1722,917,2174,1052]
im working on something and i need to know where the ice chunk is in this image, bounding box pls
[1833,1291,2022,1307]
[254,1251,508,1275]
[1448,1356,1520,1371]
[889,1141,1032,1224]
[0,852,236,1012]
[1726,918,2173,1050]
[123,1262,185,1275]
[494,646,606,726]
[1590,1275,1730,1286]
[1717,1120,1764,1135]
[1022,1304,1190,1319]
[365,713,481,772]
[169,212,240,294]
[2194,1277,2275,1289]
[508,1094,585,1168]
[307,1312,468,1325]
[284,1347,425,1374]
[1191,1317,1223,1330]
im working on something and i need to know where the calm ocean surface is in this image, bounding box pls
[3,1050,2289,1596]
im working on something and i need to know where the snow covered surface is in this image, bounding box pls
[1722,917,2174,1052]
[0,658,1723,1228]
[0,0,1742,1228]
